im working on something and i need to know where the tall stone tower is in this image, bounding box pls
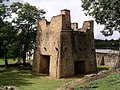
[32,9,97,78]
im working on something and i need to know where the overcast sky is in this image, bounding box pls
[9,0,120,40]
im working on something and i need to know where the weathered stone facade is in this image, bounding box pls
[32,9,97,78]
[96,52,118,67]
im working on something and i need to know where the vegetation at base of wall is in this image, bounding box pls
[75,72,120,90]
[95,39,119,50]
[97,66,110,72]
[0,67,71,90]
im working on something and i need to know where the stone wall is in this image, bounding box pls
[83,21,97,73]
[32,9,97,78]
[32,15,63,78]
[60,31,73,77]
[96,52,118,67]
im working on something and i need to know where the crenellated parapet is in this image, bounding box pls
[32,9,97,78]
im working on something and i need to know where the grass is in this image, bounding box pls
[0,67,72,90]
[97,66,110,72]
[0,60,113,90]
[75,66,120,90]
[0,58,19,65]
[75,73,120,90]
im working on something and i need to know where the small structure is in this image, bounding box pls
[96,49,119,67]
[32,9,97,78]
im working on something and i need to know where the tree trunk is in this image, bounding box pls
[0,44,4,57]
[4,45,8,68]
[22,45,27,67]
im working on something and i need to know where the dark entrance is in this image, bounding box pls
[74,61,85,75]
[41,55,50,74]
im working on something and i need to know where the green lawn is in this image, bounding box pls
[0,58,19,65]
[0,67,72,90]
[75,72,120,90]
[0,60,113,90]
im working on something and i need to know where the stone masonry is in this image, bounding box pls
[96,52,118,67]
[32,9,97,78]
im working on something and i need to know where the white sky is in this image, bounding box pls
[9,0,120,40]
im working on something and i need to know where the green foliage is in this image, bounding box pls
[10,2,45,65]
[0,23,17,45]
[0,22,17,62]
[0,0,15,67]
[0,1,46,66]
[81,0,120,36]
[76,72,120,90]
[95,39,119,50]
[97,66,109,72]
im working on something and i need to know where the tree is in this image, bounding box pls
[81,0,120,69]
[81,0,120,36]
[0,22,17,68]
[0,0,15,68]
[10,2,45,66]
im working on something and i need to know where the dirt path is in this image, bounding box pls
[56,69,120,90]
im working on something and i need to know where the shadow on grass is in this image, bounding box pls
[0,67,47,87]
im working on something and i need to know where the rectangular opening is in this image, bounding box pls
[74,61,85,75]
[41,55,50,74]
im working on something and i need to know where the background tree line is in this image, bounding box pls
[0,0,45,68]
[95,39,119,50]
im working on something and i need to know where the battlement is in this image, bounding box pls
[32,9,97,78]
[38,9,94,33]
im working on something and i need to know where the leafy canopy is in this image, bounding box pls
[0,0,14,50]
[10,2,45,62]
[10,2,45,51]
[81,0,120,36]
[0,0,15,66]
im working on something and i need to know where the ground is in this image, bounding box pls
[0,59,120,90]
[75,71,120,90]
[0,67,72,90]
[57,67,120,90]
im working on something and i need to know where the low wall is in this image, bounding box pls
[96,52,119,67]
